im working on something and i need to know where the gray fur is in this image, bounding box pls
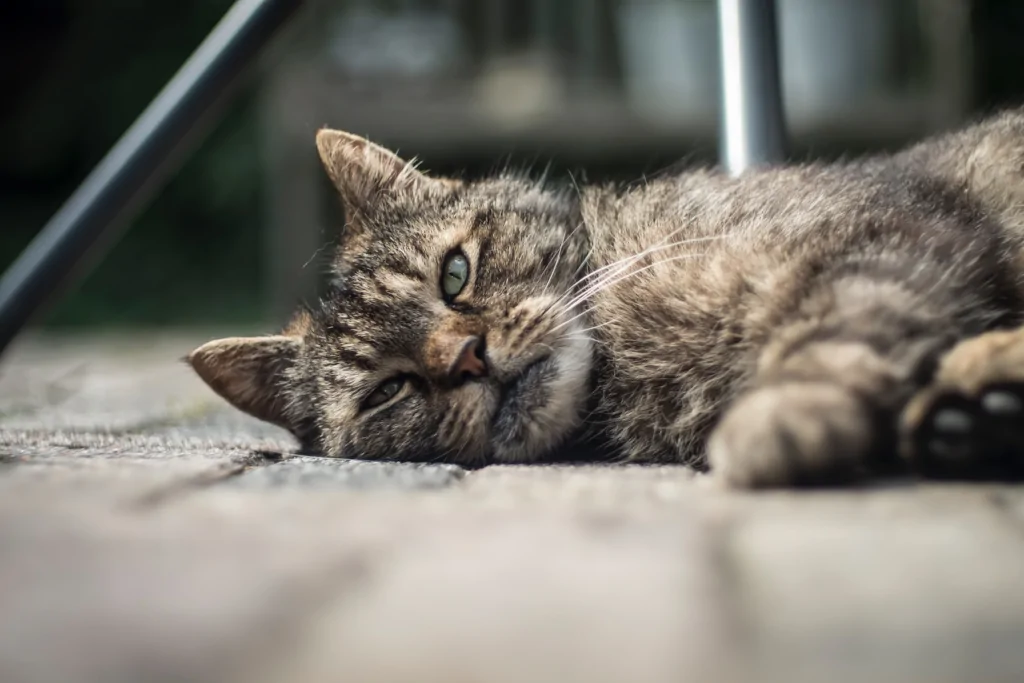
[188,110,1024,487]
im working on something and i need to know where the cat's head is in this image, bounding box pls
[188,130,593,465]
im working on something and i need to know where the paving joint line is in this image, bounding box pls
[126,450,282,510]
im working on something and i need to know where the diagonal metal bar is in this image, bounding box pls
[0,0,305,356]
[717,0,786,175]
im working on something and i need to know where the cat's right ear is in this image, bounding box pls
[316,129,452,210]
[186,335,305,434]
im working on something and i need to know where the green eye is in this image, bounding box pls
[441,250,470,299]
[364,377,405,410]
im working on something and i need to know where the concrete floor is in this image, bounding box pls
[1,332,1023,683]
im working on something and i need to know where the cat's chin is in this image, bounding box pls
[485,331,593,464]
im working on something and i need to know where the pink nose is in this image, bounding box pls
[448,335,488,384]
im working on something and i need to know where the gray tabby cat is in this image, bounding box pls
[188,108,1024,488]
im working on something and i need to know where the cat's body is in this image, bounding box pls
[189,108,1024,487]
[583,160,1020,468]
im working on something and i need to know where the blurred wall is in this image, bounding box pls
[1,0,1023,330]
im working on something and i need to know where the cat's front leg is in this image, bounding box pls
[707,341,903,488]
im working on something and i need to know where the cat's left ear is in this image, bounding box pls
[315,129,456,208]
[187,335,306,433]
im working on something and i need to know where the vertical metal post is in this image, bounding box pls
[717,0,786,175]
[0,0,305,355]
[573,0,602,88]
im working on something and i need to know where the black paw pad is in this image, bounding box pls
[912,384,1024,480]
[912,393,987,479]
[979,383,1024,476]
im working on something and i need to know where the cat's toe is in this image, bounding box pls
[902,382,1024,480]
[902,390,984,478]
[707,382,874,489]
[979,385,1024,479]
[980,384,1024,457]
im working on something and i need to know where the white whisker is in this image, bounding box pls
[544,219,586,290]
[549,233,731,319]
[553,252,707,329]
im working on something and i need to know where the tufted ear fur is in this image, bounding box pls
[315,128,445,209]
[187,335,305,434]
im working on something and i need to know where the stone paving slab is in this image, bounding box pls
[723,488,1024,683]
[0,426,290,458]
[0,334,213,431]
[0,332,293,444]
[0,455,243,505]
[459,462,706,511]
[228,456,466,490]
[0,496,372,683]
[3,333,1024,683]
[254,507,731,683]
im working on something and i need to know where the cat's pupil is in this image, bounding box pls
[442,252,469,298]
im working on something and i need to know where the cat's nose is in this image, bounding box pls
[447,335,488,385]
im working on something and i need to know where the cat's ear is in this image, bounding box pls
[187,335,304,433]
[316,129,452,207]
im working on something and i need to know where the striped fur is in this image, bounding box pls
[189,110,1024,486]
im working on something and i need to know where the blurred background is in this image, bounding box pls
[1,0,1022,331]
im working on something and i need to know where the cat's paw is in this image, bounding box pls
[901,328,1024,480]
[707,382,874,489]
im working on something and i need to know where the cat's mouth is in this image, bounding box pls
[490,355,556,439]
[480,321,593,463]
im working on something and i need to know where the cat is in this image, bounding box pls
[187,107,1024,488]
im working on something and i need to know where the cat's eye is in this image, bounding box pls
[441,250,470,300]
[363,377,406,410]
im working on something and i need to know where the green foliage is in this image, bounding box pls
[0,0,267,327]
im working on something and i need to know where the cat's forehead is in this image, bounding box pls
[307,280,430,383]
[322,266,434,332]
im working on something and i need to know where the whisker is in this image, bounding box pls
[569,317,623,337]
[571,233,728,290]
[547,304,597,336]
[557,252,707,322]
[571,244,595,281]
[559,334,613,350]
[546,233,731,320]
[544,219,586,290]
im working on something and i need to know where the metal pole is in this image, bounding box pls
[717,0,786,175]
[0,0,305,355]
